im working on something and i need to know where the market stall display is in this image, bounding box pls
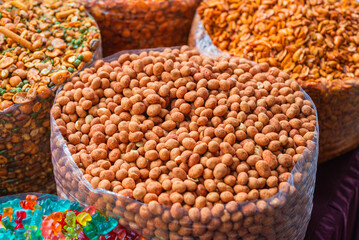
[0,0,101,196]
[85,0,201,56]
[193,0,359,162]
[51,46,319,239]
[0,193,143,239]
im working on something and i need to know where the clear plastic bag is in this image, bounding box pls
[85,0,201,56]
[51,48,319,240]
[189,12,359,163]
[0,10,102,196]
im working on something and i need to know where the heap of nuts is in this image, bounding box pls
[0,0,101,195]
[197,0,359,162]
[52,46,317,210]
[0,0,100,110]
[86,0,201,56]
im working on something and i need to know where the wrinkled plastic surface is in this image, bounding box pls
[85,0,201,56]
[189,12,359,163]
[0,12,103,197]
[51,48,319,240]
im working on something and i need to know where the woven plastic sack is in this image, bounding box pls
[51,48,319,240]
[189,12,359,163]
[85,0,201,56]
[0,13,102,196]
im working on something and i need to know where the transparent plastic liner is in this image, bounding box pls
[0,11,103,196]
[305,87,359,162]
[85,0,201,56]
[189,12,359,163]
[51,48,319,240]
[189,14,229,59]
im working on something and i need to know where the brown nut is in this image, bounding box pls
[54,47,317,218]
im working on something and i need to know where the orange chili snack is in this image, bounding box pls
[0,0,101,196]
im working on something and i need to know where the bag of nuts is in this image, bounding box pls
[191,0,359,163]
[51,46,319,240]
[85,0,201,56]
[0,0,102,196]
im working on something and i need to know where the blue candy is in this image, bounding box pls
[14,228,26,240]
[69,201,82,212]
[2,216,16,230]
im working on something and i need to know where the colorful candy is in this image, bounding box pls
[20,195,37,210]
[0,194,144,240]
[3,206,13,221]
[76,213,92,227]
[14,211,26,230]
[40,218,55,238]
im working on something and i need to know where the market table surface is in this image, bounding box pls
[305,148,359,240]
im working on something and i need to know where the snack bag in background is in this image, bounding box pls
[86,0,201,56]
[0,0,102,196]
